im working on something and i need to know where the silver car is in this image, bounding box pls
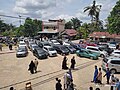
[102,56,120,74]
[16,46,28,57]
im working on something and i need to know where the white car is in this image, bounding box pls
[102,56,120,73]
[51,40,60,45]
[18,41,26,47]
[63,41,70,46]
[108,43,116,49]
[43,46,57,57]
[86,46,108,58]
[111,50,120,57]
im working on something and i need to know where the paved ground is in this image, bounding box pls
[0,45,120,90]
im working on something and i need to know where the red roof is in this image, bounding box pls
[65,29,77,36]
[89,32,120,38]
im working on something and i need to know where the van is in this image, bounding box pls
[102,56,120,74]
[86,46,107,58]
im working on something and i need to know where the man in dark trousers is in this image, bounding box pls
[70,56,76,70]
[103,68,111,84]
[55,78,62,90]
[28,61,35,74]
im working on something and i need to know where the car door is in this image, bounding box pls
[110,60,120,72]
[83,51,90,58]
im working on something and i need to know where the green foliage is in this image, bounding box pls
[65,17,82,30]
[23,17,42,37]
[83,0,101,22]
[65,21,72,29]
[107,0,120,34]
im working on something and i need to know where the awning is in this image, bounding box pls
[38,30,59,34]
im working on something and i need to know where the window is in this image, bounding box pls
[111,60,120,65]
[114,52,120,54]
[87,47,99,51]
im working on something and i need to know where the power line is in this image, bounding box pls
[0,14,25,19]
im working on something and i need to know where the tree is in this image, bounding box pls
[107,0,120,34]
[65,18,82,30]
[83,0,102,22]
[71,18,82,30]
[65,21,72,29]
[23,17,42,37]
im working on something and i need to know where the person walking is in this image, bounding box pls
[28,61,35,74]
[62,55,68,70]
[55,78,62,90]
[91,65,98,83]
[97,68,102,84]
[67,79,74,90]
[34,59,38,73]
[70,56,76,70]
[64,72,71,90]
[103,68,111,84]
[89,87,93,90]
[0,43,2,51]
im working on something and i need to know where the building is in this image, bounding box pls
[61,29,78,40]
[38,19,65,38]
[89,32,120,42]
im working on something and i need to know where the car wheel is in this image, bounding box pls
[110,69,116,74]
[100,54,105,58]
[90,57,94,60]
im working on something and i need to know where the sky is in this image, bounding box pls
[0,0,118,26]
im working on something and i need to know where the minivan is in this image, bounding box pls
[86,46,108,58]
[102,56,120,74]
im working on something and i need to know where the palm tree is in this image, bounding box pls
[84,0,101,23]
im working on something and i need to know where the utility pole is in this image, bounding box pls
[19,15,21,26]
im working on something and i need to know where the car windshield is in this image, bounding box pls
[49,48,55,51]
[38,50,45,54]
[61,47,68,51]
[18,48,25,52]
[68,46,74,49]
[44,43,50,46]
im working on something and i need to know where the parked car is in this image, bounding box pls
[53,45,69,55]
[86,46,108,58]
[43,46,57,57]
[76,49,99,60]
[33,48,48,59]
[50,39,61,45]
[111,50,120,57]
[18,41,26,47]
[65,45,76,54]
[16,46,28,57]
[29,44,40,52]
[102,56,120,73]
[28,41,35,49]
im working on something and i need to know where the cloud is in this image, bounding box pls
[13,0,56,19]
[54,14,74,21]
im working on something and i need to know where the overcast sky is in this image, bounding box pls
[0,0,118,26]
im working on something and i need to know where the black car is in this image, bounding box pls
[37,41,51,48]
[33,48,48,59]
[53,45,69,55]
[65,45,76,54]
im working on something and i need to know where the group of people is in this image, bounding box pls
[56,69,75,90]
[28,59,39,74]
[62,55,76,70]
[92,65,119,85]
